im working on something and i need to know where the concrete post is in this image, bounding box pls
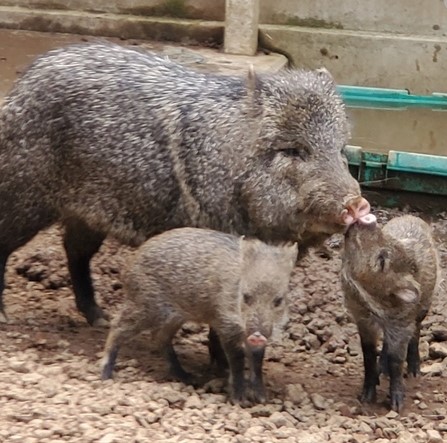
[224,0,260,56]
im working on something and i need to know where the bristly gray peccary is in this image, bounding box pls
[0,43,370,326]
[341,214,441,412]
[101,227,298,405]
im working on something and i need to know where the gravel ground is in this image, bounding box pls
[0,206,446,443]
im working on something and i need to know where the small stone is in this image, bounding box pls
[337,403,354,418]
[332,355,347,364]
[426,429,443,443]
[33,430,53,439]
[98,434,118,443]
[285,384,309,405]
[420,340,430,361]
[310,393,328,410]
[356,421,373,434]
[429,342,447,359]
[203,378,225,394]
[396,431,417,443]
[418,402,428,410]
[184,394,202,409]
[9,360,31,373]
[412,391,424,400]
[386,410,399,419]
[153,387,187,404]
[269,412,291,428]
[421,362,445,376]
[250,403,280,416]
[245,425,267,437]
[431,328,447,342]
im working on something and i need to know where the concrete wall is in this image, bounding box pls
[260,0,447,36]
[0,1,225,20]
[261,25,447,94]
[3,0,447,34]
[1,0,447,92]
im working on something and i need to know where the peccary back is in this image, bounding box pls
[342,214,440,411]
[101,227,298,405]
[0,43,369,325]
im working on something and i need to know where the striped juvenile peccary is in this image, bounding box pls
[341,214,440,411]
[101,228,297,405]
[0,43,369,326]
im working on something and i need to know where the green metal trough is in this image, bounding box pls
[338,85,447,211]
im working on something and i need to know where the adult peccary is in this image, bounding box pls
[101,227,298,405]
[341,214,440,411]
[0,43,370,326]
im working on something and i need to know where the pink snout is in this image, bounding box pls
[357,213,377,226]
[246,332,268,349]
[342,197,371,225]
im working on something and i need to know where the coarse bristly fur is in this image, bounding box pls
[0,43,364,325]
[341,215,441,412]
[101,227,298,405]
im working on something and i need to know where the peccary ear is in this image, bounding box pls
[247,64,256,91]
[316,67,337,91]
[245,65,262,113]
[240,236,263,266]
[316,67,335,83]
[394,287,420,304]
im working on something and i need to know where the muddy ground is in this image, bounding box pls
[0,206,445,443]
[0,28,447,443]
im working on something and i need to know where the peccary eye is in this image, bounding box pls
[280,145,310,161]
[273,297,283,307]
[243,293,254,305]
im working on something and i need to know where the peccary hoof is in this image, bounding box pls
[359,385,377,404]
[0,309,8,324]
[101,363,114,381]
[248,386,267,404]
[85,306,109,327]
[406,363,420,378]
[390,390,405,412]
[229,393,252,408]
[168,368,195,386]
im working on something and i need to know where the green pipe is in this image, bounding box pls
[337,85,447,110]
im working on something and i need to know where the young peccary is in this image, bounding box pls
[0,43,369,326]
[101,227,298,405]
[341,214,440,411]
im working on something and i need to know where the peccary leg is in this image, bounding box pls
[63,219,106,326]
[154,320,192,384]
[384,330,411,412]
[406,332,421,377]
[208,328,228,372]
[388,353,406,412]
[407,312,427,377]
[247,346,266,403]
[0,253,8,322]
[101,345,119,380]
[218,329,248,406]
[357,321,379,403]
[101,309,147,379]
[379,340,390,376]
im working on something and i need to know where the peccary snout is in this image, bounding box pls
[101,228,297,406]
[342,214,440,412]
[342,196,371,226]
[246,331,268,348]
